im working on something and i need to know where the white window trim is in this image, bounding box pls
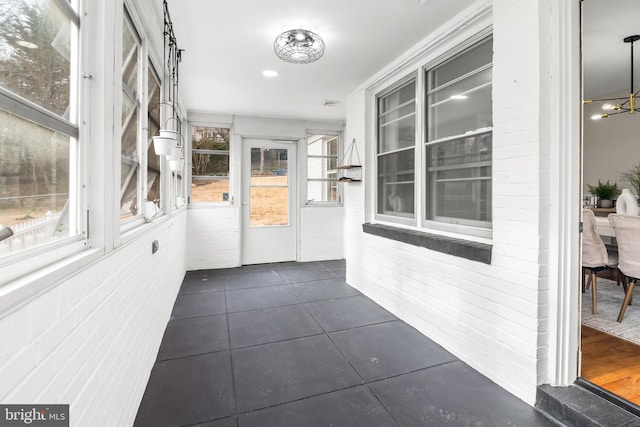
[188,122,234,206]
[0,0,90,279]
[370,28,494,244]
[0,0,175,297]
[305,130,342,206]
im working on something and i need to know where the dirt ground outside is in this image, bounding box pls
[1,176,289,230]
[191,176,289,226]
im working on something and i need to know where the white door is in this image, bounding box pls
[241,139,297,264]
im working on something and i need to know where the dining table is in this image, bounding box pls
[594,216,615,238]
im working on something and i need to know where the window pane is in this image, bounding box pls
[431,38,492,89]
[0,110,72,254]
[191,179,229,203]
[426,132,492,225]
[429,69,492,140]
[193,154,229,177]
[379,114,416,152]
[377,149,415,217]
[120,165,138,219]
[378,80,415,153]
[147,66,161,202]
[122,16,139,99]
[191,126,231,203]
[192,128,230,150]
[426,38,492,228]
[120,10,140,221]
[432,179,491,222]
[307,134,338,202]
[0,0,73,118]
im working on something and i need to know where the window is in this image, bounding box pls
[0,0,80,255]
[147,65,161,204]
[377,79,416,219]
[425,38,492,228]
[191,126,230,203]
[120,10,142,220]
[307,133,339,203]
[375,37,492,236]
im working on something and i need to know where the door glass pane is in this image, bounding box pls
[250,187,288,226]
[249,147,288,226]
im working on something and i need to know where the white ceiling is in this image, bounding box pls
[165,0,475,121]
[583,0,640,99]
[164,1,640,120]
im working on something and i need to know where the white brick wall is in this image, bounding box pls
[300,206,344,262]
[187,206,241,270]
[0,212,187,427]
[343,0,563,404]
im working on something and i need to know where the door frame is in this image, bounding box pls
[240,137,299,265]
[545,0,582,386]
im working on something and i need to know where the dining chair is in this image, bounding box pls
[582,209,619,314]
[608,214,640,322]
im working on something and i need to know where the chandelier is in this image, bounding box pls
[273,29,325,64]
[587,35,640,120]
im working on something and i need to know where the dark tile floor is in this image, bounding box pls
[134,260,558,427]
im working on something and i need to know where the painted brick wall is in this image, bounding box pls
[0,212,187,427]
[187,204,344,269]
[344,0,554,404]
[187,206,241,270]
[299,206,344,262]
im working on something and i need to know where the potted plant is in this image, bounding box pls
[620,162,640,198]
[587,180,621,208]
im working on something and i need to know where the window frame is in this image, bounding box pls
[0,0,85,277]
[373,34,493,241]
[189,123,232,205]
[423,36,493,236]
[119,6,144,226]
[374,74,418,226]
[305,131,342,205]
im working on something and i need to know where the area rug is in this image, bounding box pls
[581,278,640,346]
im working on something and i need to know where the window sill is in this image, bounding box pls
[362,223,492,264]
[0,247,103,318]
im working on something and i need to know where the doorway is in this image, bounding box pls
[580,0,640,408]
[241,138,297,265]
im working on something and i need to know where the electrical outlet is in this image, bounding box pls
[152,240,159,254]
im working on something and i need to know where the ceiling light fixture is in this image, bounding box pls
[262,70,279,77]
[273,28,325,64]
[586,35,640,120]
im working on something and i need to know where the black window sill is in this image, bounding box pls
[362,223,492,264]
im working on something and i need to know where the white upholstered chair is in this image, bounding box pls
[582,209,619,314]
[608,214,640,322]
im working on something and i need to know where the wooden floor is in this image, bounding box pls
[581,325,640,405]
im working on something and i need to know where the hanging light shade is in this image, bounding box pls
[166,145,181,161]
[274,29,325,64]
[169,158,184,172]
[152,129,178,155]
[586,35,640,120]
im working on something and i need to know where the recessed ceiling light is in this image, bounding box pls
[16,40,38,49]
[262,70,279,77]
[450,94,468,100]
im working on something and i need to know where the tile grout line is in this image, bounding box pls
[223,278,240,419]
